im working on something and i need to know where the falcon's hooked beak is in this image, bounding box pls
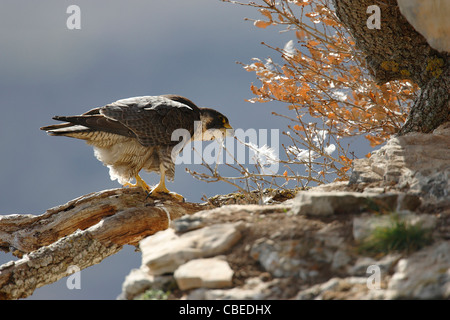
[223,122,232,129]
[221,119,234,137]
[223,122,233,132]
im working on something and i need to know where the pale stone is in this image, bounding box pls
[172,215,205,233]
[174,257,234,290]
[350,254,402,276]
[290,191,400,216]
[295,277,369,300]
[350,123,450,205]
[187,277,271,300]
[398,0,450,52]
[331,250,352,270]
[250,238,310,278]
[387,241,450,299]
[140,223,243,275]
[119,268,153,300]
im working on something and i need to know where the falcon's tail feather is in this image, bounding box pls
[41,114,135,139]
[40,122,94,139]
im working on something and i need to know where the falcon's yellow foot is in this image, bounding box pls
[124,175,152,193]
[146,183,185,202]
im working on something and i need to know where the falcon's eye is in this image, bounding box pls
[220,116,228,124]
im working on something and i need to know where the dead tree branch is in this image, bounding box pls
[0,188,207,300]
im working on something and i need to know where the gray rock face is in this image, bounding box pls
[290,191,420,216]
[141,222,244,275]
[386,241,450,299]
[174,257,234,291]
[350,123,450,206]
[119,123,449,300]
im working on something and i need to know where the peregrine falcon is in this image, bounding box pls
[40,94,232,201]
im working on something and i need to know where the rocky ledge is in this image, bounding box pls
[118,123,450,300]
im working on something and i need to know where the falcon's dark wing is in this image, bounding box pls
[42,107,136,138]
[41,95,201,147]
[99,95,201,147]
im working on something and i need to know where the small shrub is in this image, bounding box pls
[359,214,433,255]
[136,289,170,300]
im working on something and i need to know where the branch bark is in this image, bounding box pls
[0,188,207,300]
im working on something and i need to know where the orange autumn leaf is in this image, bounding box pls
[295,0,310,6]
[260,9,272,20]
[322,18,339,26]
[307,39,320,47]
[339,155,352,165]
[295,30,306,39]
[327,112,338,120]
[254,20,272,29]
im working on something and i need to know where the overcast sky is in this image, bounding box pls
[0,0,371,299]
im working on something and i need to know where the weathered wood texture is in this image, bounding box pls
[0,188,207,300]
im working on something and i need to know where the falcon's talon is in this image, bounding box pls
[134,175,152,193]
[144,176,185,202]
[145,190,185,202]
[169,192,185,202]
[124,176,152,194]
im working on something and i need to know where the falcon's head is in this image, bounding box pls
[199,108,233,141]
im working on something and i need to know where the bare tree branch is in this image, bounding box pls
[0,188,207,300]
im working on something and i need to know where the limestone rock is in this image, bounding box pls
[397,0,450,53]
[291,191,363,216]
[140,222,243,275]
[119,151,449,300]
[118,268,174,300]
[294,241,450,300]
[295,277,370,300]
[250,238,310,278]
[386,241,450,299]
[290,191,413,216]
[350,123,450,206]
[118,268,153,300]
[174,257,234,290]
[349,159,383,184]
[172,215,206,233]
[187,277,272,300]
[249,222,349,279]
[331,250,352,271]
[350,254,402,276]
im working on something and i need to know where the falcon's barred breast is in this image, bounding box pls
[40,94,233,200]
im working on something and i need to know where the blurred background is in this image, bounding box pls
[0,0,370,299]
